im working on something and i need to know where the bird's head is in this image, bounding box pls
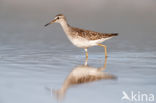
[45,14,65,27]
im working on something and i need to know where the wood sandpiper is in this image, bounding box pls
[45,14,118,58]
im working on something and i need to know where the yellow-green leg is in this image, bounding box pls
[97,56,107,71]
[84,48,88,59]
[98,44,107,57]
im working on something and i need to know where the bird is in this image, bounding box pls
[45,14,118,58]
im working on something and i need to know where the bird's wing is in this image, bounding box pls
[71,27,118,40]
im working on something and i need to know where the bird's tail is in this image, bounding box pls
[103,33,118,37]
[109,33,118,36]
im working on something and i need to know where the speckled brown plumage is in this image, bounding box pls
[70,27,118,40]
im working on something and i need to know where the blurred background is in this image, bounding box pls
[0,0,156,103]
[0,0,156,51]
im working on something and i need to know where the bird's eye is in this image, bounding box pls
[57,17,59,19]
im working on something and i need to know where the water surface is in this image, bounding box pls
[0,43,156,103]
[0,0,156,102]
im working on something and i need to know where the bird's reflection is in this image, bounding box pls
[52,57,116,101]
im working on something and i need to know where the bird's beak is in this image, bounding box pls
[44,19,57,27]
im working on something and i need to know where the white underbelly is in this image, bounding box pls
[72,39,95,48]
[68,36,112,48]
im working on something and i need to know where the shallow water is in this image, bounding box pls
[0,43,156,103]
[1,0,156,102]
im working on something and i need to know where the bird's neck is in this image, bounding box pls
[60,19,70,34]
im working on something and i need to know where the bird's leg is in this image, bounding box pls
[97,56,107,71]
[84,48,88,59]
[98,44,107,57]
